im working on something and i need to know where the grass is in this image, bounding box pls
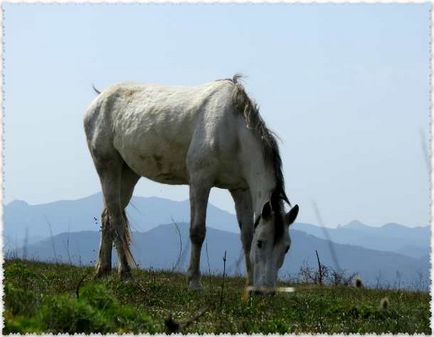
[3,259,431,334]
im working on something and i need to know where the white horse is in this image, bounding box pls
[83,75,299,290]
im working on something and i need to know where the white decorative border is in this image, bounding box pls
[0,2,431,337]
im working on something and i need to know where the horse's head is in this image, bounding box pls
[250,203,299,291]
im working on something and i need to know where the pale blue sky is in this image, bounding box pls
[4,4,431,227]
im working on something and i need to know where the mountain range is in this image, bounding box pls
[4,193,236,249]
[292,221,430,258]
[10,223,429,290]
[5,193,429,258]
[4,193,430,290]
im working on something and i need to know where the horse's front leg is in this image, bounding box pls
[230,189,254,286]
[187,182,211,289]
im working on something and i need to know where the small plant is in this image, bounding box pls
[297,262,356,286]
[355,276,363,288]
[298,262,329,284]
[380,297,390,311]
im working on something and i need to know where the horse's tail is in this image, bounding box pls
[122,210,138,269]
[92,84,101,95]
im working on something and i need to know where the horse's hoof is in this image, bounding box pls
[188,280,203,290]
[119,269,133,280]
[94,266,111,279]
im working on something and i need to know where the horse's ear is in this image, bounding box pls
[285,204,299,226]
[261,201,272,220]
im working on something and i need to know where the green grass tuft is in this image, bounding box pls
[3,262,157,334]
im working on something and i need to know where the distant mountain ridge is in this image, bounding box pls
[292,221,430,258]
[11,223,429,290]
[4,193,429,261]
[4,193,238,250]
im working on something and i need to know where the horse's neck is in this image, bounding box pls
[243,147,276,218]
[249,175,275,218]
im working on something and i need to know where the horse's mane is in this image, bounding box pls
[227,74,290,242]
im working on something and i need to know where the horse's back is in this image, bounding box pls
[84,80,242,185]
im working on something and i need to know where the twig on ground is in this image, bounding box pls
[66,222,72,265]
[75,272,90,299]
[45,215,58,263]
[219,251,227,308]
[182,305,209,330]
[312,201,341,271]
[165,305,209,333]
[205,239,211,274]
[170,217,183,272]
[22,227,29,260]
[315,250,323,285]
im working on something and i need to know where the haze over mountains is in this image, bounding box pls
[4,193,236,247]
[292,221,430,259]
[4,193,430,290]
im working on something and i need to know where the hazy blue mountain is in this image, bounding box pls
[5,194,429,262]
[292,221,430,258]
[12,224,429,290]
[4,193,238,250]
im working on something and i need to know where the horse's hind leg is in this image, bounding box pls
[96,207,113,277]
[118,164,140,272]
[120,164,140,210]
[94,157,122,278]
[94,154,135,279]
[230,189,254,286]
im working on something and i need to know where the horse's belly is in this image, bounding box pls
[116,143,189,185]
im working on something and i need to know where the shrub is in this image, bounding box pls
[40,294,106,333]
[297,263,357,286]
[4,283,156,334]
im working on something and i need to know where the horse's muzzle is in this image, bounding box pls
[246,286,277,296]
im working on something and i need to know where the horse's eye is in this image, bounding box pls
[257,240,263,249]
[284,246,290,253]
